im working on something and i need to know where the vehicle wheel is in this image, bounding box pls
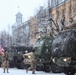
[36,65,41,71]
[20,61,25,69]
[16,63,21,69]
[9,61,14,68]
[44,65,51,72]
[64,67,75,75]
[0,62,2,67]
[51,63,63,73]
[64,72,75,75]
[36,65,44,71]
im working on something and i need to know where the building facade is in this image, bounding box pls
[12,0,76,47]
[12,12,30,47]
[50,0,76,31]
[29,17,39,46]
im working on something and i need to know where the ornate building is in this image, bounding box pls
[49,0,76,32]
[12,12,30,47]
[12,0,76,47]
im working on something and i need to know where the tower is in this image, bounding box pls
[16,11,23,24]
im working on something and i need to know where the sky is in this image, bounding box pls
[0,0,48,32]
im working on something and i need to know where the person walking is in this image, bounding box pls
[23,49,36,74]
[3,50,10,73]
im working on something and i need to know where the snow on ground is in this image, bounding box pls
[0,68,65,75]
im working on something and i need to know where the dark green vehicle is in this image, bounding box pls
[51,21,76,75]
[47,17,76,75]
[33,36,63,73]
[51,28,76,75]
[33,36,53,72]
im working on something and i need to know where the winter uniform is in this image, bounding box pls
[3,51,10,73]
[23,51,36,74]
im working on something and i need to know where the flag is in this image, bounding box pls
[0,45,4,56]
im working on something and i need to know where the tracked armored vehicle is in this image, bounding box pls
[51,22,76,75]
[33,37,53,72]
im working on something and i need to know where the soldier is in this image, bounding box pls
[3,50,10,73]
[23,49,36,74]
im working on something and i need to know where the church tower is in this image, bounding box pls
[16,11,23,24]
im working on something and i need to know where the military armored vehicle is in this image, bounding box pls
[11,46,31,69]
[33,35,64,73]
[33,36,53,72]
[51,22,76,75]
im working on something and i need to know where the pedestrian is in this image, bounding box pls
[3,50,10,73]
[23,49,36,74]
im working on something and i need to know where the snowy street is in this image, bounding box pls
[0,68,65,75]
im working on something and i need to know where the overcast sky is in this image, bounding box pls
[0,0,47,32]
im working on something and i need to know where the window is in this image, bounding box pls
[51,0,65,7]
[69,5,72,15]
[58,0,64,4]
[62,9,65,17]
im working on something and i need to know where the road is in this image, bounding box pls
[0,68,65,75]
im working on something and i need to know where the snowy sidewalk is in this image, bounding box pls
[0,68,65,75]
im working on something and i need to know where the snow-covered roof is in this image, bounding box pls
[16,11,23,17]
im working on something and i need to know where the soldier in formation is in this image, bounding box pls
[2,50,10,73]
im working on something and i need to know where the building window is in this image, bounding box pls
[51,0,65,7]
[62,9,65,17]
[69,5,72,15]
[56,11,60,19]
[74,4,76,12]
[58,0,64,4]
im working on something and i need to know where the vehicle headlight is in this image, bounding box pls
[28,55,31,58]
[52,58,55,62]
[63,58,71,62]
[63,58,67,62]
